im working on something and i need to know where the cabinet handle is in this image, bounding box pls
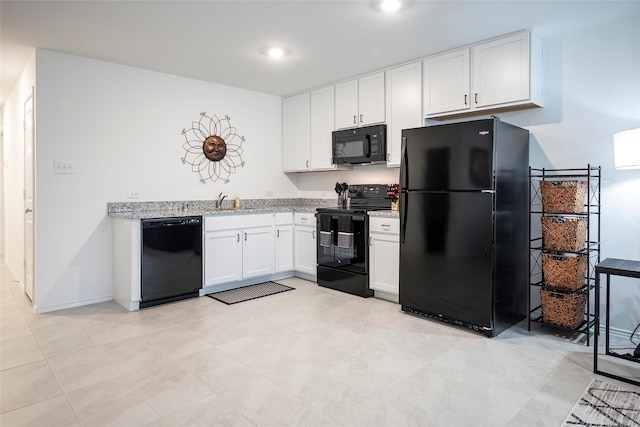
[464,94,468,105]
[277,229,280,238]
[237,233,240,243]
[474,93,478,104]
[382,224,390,229]
[359,114,363,123]
[301,217,307,222]
[312,230,315,239]
[244,232,247,241]
[306,160,309,168]
[369,236,373,246]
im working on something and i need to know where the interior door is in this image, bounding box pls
[24,87,34,301]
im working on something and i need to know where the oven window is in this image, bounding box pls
[317,213,367,274]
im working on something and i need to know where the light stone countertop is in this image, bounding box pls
[107,198,336,220]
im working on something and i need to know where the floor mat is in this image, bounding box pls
[563,379,640,426]
[206,281,294,305]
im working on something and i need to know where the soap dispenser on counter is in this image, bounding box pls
[233,195,240,208]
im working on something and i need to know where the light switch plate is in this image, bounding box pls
[127,191,141,199]
[53,161,75,174]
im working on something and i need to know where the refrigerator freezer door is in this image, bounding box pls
[399,191,494,329]
[401,120,495,192]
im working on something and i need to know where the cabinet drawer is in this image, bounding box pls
[294,212,316,226]
[275,212,293,225]
[369,217,399,234]
[205,213,273,231]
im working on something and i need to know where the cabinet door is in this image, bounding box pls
[294,225,316,276]
[204,229,242,286]
[369,232,399,295]
[282,92,311,172]
[472,32,529,108]
[275,224,294,273]
[334,79,359,130]
[386,62,422,167]
[243,226,275,279]
[358,72,385,126]
[310,86,336,170]
[424,48,470,116]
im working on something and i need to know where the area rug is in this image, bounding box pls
[562,379,640,426]
[207,281,294,305]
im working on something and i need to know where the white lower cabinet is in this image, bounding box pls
[369,216,399,299]
[204,214,274,287]
[293,212,316,278]
[204,228,243,285]
[275,213,294,273]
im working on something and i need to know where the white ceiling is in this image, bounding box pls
[2,0,639,106]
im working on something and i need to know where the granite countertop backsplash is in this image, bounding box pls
[107,198,338,219]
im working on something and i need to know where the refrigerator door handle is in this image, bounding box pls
[400,136,408,189]
[400,193,408,244]
[481,189,495,194]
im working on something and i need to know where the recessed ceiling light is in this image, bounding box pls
[380,0,401,13]
[260,46,291,59]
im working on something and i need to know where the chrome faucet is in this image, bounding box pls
[216,192,227,209]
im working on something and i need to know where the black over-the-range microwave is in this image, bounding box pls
[332,124,387,165]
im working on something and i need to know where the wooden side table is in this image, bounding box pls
[594,258,640,386]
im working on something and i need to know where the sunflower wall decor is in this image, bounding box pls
[181,112,245,183]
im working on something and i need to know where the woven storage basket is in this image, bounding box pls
[540,289,587,329]
[542,253,588,291]
[541,216,588,252]
[540,180,587,213]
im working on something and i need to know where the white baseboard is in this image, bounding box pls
[34,296,113,314]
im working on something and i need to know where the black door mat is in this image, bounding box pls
[206,281,294,305]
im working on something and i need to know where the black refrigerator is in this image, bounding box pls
[399,118,529,337]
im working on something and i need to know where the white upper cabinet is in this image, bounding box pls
[423,48,470,116]
[385,62,423,167]
[282,92,310,172]
[335,79,359,129]
[472,31,536,108]
[335,72,385,129]
[309,86,337,170]
[424,30,543,119]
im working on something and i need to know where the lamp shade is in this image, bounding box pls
[613,128,640,170]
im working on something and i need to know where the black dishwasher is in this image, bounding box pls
[141,216,202,308]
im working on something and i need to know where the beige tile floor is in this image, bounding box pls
[1,262,639,426]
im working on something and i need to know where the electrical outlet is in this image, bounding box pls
[53,161,75,174]
[266,190,274,197]
[127,191,141,199]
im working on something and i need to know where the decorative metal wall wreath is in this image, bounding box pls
[181,112,245,183]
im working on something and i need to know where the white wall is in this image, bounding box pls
[499,16,640,332]
[2,51,35,283]
[28,49,296,312]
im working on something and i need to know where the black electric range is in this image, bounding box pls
[316,184,392,297]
